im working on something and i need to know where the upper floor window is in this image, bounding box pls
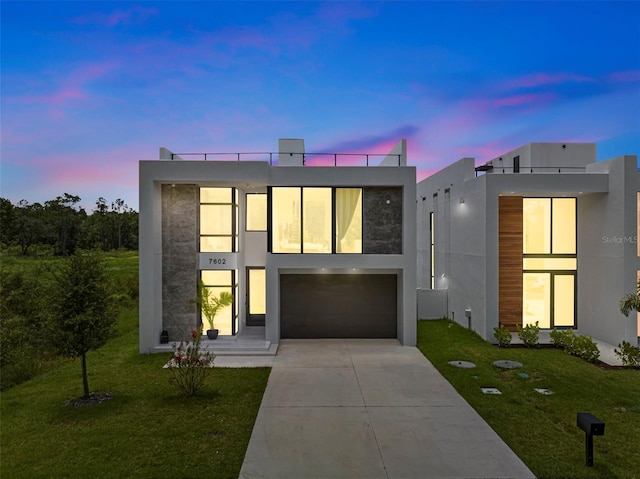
[336,188,362,253]
[523,198,576,255]
[270,187,362,254]
[200,187,238,252]
[246,193,267,231]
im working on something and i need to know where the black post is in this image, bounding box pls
[585,433,594,467]
[577,413,605,468]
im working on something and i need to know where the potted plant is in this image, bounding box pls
[194,279,234,340]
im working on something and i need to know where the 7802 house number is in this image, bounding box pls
[209,258,226,265]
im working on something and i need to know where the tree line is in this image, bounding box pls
[0,193,138,255]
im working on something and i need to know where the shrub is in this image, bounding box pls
[550,328,600,363]
[517,321,540,348]
[493,324,512,348]
[572,335,600,363]
[168,330,215,396]
[614,341,640,367]
[550,328,575,350]
[0,267,55,390]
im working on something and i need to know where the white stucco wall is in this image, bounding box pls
[140,158,417,352]
[417,158,489,337]
[416,143,636,349]
[579,155,639,346]
[485,143,596,173]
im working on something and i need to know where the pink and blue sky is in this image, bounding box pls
[2,1,639,210]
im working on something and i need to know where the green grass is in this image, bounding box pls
[1,326,270,479]
[1,252,270,479]
[417,319,640,479]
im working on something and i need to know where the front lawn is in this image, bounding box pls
[0,314,270,479]
[417,320,640,479]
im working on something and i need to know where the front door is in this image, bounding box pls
[247,268,265,326]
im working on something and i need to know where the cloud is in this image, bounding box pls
[608,70,640,83]
[12,61,120,119]
[69,6,158,28]
[503,72,595,90]
[318,125,420,153]
[1,143,146,211]
[490,92,557,109]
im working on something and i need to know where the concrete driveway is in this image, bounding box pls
[239,339,535,479]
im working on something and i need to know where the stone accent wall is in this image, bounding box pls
[162,184,198,341]
[363,186,403,254]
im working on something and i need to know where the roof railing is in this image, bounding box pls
[169,152,402,167]
[475,165,588,177]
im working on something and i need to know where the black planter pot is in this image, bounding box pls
[206,329,219,340]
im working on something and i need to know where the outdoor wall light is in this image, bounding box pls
[386,199,391,204]
[459,198,465,204]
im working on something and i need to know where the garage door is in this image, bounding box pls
[280,274,397,339]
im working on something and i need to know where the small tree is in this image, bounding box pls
[194,279,233,333]
[49,254,116,399]
[620,280,640,317]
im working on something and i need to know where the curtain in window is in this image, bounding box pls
[335,188,361,253]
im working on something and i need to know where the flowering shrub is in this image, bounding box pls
[167,330,215,396]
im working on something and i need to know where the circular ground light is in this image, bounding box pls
[448,360,477,369]
[493,360,523,369]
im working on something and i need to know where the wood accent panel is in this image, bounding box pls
[499,197,523,331]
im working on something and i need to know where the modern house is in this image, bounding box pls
[139,139,417,353]
[417,143,640,348]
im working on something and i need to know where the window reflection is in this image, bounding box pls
[246,193,267,231]
[200,187,237,253]
[272,187,301,253]
[336,188,362,253]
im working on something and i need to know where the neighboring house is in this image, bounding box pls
[139,139,417,353]
[417,143,640,348]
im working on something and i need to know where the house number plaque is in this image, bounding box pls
[199,253,238,270]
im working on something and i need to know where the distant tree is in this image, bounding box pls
[620,280,640,317]
[0,195,138,255]
[15,200,48,255]
[0,197,16,247]
[49,254,116,399]
[45,193,85,255]
[84,197,110,250]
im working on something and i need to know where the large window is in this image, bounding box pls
[270,187,362,254]
[522,198,576,328]
[272,187,302,253]
[200,188,238,252]
[246,193,267,231]
[336,188,362,253]
[303,188,332,253]
[200,270,238,336]
[523,198,575,254]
